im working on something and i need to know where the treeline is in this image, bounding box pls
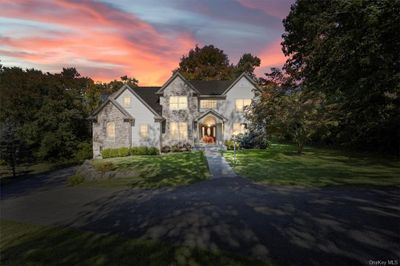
[0,66,137,176]
[249,0,399,155]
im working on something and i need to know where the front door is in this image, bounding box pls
[200,124,216,144]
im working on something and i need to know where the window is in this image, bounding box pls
[123,96,131,108]
[200,99,217,109]
[235,99,252,112]
[170,96,187,110]
[170,122,187,140]
[233,123,246,135]
[139,124,149,138]
[106,122,115,140]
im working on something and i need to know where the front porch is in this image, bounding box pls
[194,110,227,146]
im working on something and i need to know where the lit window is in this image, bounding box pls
[139,124,149,138]
[233,123,246,135]
[123,96,131,108]
[235,99,252,112]
[170,96,187,110]
[170,122,187,140]
[200,100,217,109]
[106,122,115,140]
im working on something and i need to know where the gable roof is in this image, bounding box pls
[221,72,261,95]
[156,72,200,95]
[89,98,134,121]
[112,85,162,116]
[156,72,260,96]
[131,86,162,115]
[195,109,228,122]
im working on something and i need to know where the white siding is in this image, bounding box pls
[217,77,256,140]
[115,89,160,148]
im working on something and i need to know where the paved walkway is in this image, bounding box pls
[1,167,399,266]
[204,146,238,178]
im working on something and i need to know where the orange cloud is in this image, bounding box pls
[0,0,196,85]
[259,39,287,68]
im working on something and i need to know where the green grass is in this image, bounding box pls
[0,219,270,266]
[224,144,400,187]
[0,161,76,184]
[81,151,210,188]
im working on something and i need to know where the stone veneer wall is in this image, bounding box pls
[92,102,132,158]
[160,77,199,146]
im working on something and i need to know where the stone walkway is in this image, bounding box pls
[204,146,238,178]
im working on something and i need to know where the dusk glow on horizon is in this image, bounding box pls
[0,0,293,85]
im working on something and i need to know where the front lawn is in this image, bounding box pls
[224,144,400,187]
[0,161,76,184]
[0,219,267,266]
[75,151,209,188]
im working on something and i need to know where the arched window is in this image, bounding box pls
[106,122,115,140]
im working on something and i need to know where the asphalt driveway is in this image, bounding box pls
[1,167,399,266]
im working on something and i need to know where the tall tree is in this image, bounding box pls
[235,53,261,78]
[177,45,234,80]
[282,0,400,153]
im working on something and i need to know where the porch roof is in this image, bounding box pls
[194,109,228,123]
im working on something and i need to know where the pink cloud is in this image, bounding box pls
[255,38,287,76]
[0,0,196,85]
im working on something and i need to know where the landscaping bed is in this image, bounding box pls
[224,144,400,187]
[69,151,210,188]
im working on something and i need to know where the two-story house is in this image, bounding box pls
[90,72,260,158]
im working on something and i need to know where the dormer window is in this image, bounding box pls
[123,96,131,108]
[169,96,187,110]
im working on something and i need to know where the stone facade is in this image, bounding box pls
[91,73,259,157]
[159,76,200,146]
[92,102,132,158]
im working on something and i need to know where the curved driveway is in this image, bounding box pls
[1,167,399,266]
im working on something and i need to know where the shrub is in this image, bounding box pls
[102,148,120,158]
[183,143,192,152]
[171,144,180,152]
[147,147,160,155]
[238,131,268,149]
[94,161,115,173]
[161,146,171,153]
[102,147,159,158]
[74,142,92,162]
[67,174,85,186]
[224,140,237,150]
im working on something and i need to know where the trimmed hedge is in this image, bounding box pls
[102,147,159,158]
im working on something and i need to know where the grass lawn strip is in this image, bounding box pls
[224,144,400,187]
[77,151,210,188]
[0,219,271,266]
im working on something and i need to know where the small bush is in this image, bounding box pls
[67,175,85,186]
[94,161,115,173]
[102,147,159,158]
[161,146,171,153]
[224,140,237,150]
[147,147,160,155]
[171,144,180,152]
[239,131,268,149]
[74,142,92,161]
[102,148,120,158]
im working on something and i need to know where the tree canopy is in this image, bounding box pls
[279,0,399,153]
[0,65,139,174]
[176,45,261,80]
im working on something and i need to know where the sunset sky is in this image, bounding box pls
[0,0,294,85]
